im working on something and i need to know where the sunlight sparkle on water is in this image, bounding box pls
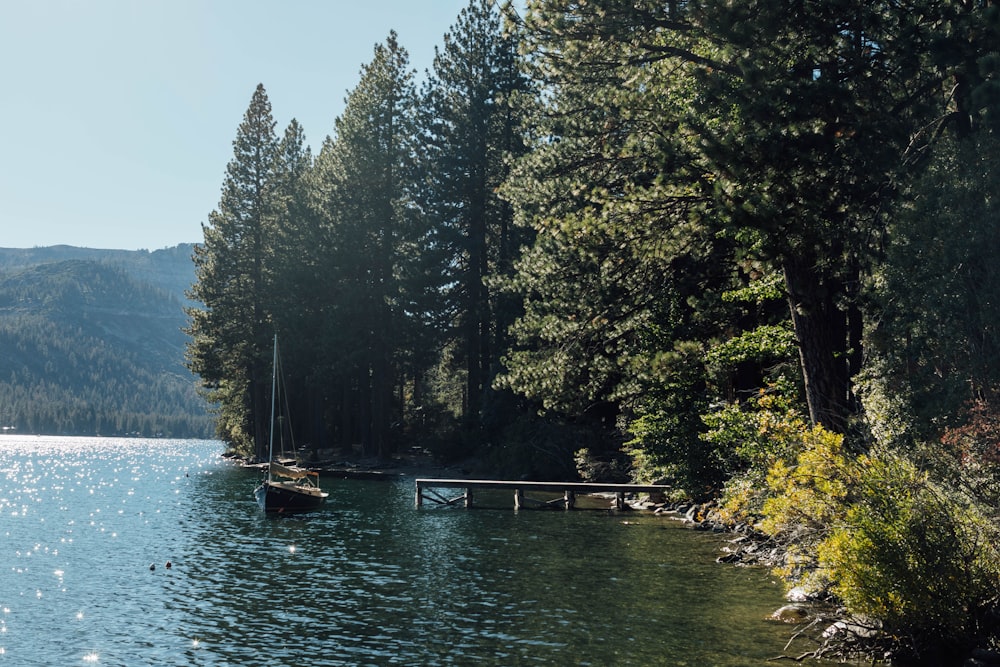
[83,650,99,662]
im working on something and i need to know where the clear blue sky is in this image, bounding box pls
[0,0,480,251]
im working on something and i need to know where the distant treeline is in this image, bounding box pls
[0,255,213,438]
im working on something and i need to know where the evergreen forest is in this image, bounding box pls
[187,1,1000,662]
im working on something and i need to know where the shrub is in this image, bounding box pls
[818,452,1000,660]
[758,425,851,591]
[703,383,817,521]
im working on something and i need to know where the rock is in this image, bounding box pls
[786,586,814,602]
[769,605,809,624]
[822,617,879,639]
[717,553,741,564]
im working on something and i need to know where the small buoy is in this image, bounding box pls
[149,563,156,571]
[165,561,172,569]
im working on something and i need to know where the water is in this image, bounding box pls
[0,437,821,665]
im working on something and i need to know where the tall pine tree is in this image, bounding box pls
[187,83,280,458]
[416,0,532,430]
[310,33,419,458]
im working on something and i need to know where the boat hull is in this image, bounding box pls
[254,480,328,513]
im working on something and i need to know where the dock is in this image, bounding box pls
[414,478,670,510]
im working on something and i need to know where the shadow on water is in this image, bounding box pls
[0,438,840,665]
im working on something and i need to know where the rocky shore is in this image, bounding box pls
[654,499,1000,667]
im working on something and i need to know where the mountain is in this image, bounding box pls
[0,245,214,438]
[0,244,197,301]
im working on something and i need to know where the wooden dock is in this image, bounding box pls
[414,478,670,510]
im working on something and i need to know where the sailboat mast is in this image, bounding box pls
[268,333,278,476]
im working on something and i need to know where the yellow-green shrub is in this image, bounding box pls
[758,425,851,590]
[818,452,1000,655]
[704,385,813,521]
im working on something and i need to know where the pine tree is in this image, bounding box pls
[310,33,418,458]
[506,0,993,434]
[416,0,532,429]
[187,83,280,458]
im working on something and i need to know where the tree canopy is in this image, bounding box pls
[187,1,1000,659]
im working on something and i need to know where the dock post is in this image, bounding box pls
[465,488,473,508]
[564,489,576,510]
[514,488,524,510]
[615,491,625,510]
[415,481,423,508]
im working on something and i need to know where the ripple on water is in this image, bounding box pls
[0,436,828,665]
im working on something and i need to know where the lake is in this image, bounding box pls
[0,436,826,665]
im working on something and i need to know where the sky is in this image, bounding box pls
[0,0,482,251]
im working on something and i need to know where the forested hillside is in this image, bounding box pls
[0,249,213,437]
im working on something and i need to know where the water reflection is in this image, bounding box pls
[0,437,830,665]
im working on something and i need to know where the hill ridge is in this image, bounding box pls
[0,245,213,438]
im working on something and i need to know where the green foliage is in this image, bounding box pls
[861,134,1000,445]
[624,341,715,494]
[187,83,281,458]
[187,10,537,461]
[819,453,1000,658]
[759,427,851,590]
[703,380,812,519]
[705,325,796,375]
[307,32,420,458]
[415,0,533,431]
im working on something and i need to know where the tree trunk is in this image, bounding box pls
[783,258,854,431]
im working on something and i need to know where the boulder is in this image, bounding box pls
[769,605,809,624]
[786,586,818,602]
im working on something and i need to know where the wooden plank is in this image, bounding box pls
[419,487,466,506]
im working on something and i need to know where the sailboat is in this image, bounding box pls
[254,334,328,513]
